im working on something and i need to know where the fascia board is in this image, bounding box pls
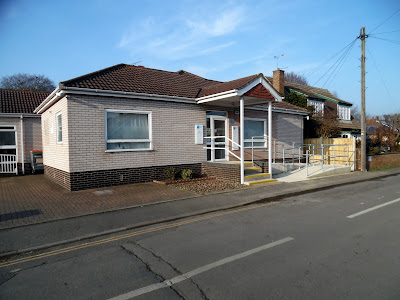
[237,76,282,101]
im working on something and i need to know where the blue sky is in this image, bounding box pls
[0,0,399,116]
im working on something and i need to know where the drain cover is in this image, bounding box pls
[94,190,113,195]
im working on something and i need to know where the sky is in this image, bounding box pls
[0,0,399,116]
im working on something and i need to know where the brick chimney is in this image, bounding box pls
[273,69,285,95]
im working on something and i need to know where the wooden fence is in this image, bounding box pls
[304,138,357,169]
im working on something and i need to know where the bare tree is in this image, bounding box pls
[331,90,339,98]
[351,105,361,122]
[284,72,308,85]
[313,113,341,138]
[0,73,56,92]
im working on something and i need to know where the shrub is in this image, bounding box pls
[164,167,177,181]
[181,169,193,180]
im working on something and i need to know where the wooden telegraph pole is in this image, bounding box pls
[360,27,367,172]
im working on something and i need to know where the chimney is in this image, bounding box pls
[273,69,285,95]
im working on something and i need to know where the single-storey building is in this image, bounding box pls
[35,64,307,190]
[0,89,49,174]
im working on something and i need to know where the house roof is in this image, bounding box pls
[337,120,361,130]
[56,64,306,113]
[272,101,308,112]
[0,89,50,114]
[60,64,221,99]
[197,74,260,97]
[265,77,352,106]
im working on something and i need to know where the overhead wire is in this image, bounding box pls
[369,8,400,34]
[311,39,357,87]
[369,36,400,45]
[322,39,357,88]
[303,38,358,79]
[366,45,393,101]
[369,29,400,35]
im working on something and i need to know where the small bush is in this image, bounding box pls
[164,167,177,181]
[181,169,193,180]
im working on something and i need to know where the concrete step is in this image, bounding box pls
[244,173,272,182]
[244,166,262,172]
[244,178,277,186]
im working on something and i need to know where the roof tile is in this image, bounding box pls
[0,89,50,114]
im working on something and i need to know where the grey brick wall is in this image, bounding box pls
[66,95,207,173]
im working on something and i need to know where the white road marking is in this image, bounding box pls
[347,198,400,219]
[108,237,294,300]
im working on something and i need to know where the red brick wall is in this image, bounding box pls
[367,153,400,170]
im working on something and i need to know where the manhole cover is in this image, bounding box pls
[94,190,113,195]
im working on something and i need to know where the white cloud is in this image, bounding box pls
[186,6,245,37]
[117,4,247,61]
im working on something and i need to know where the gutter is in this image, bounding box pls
[0,113,40,118]
[248,105,308,116]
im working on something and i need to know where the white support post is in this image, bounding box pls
[240,96,245,184]
[268,101,272,179]
[20,115,25,175]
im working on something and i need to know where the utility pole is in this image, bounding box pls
[360,27,367,172]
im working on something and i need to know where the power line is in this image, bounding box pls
[369,29,400,35]
[369,36,400,45]
[312,39,357,87]
[323,40,357,88]
[304,38,358,79]
[366,45,392,101]
[369,8,400,34]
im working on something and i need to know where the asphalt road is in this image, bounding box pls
[1,174,399,299]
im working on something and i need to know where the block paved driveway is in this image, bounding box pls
[0,175,196,230]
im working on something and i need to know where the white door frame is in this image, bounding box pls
[206,115,228,162]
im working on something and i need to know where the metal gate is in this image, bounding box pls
[0,154,18,174]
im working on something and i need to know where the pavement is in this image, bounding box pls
[1,168,399,257]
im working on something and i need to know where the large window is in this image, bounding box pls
[56,112,63,143]
[105,109,152,151]
[244,118,267,148]
[0,125,17,155]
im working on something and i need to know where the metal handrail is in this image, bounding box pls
[305,144,350,176]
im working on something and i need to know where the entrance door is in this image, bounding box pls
[206,115,228,162]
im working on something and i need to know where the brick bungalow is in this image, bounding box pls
[0,89,49,174]
[34,64,307,190]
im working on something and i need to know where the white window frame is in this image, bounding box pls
[244,117,267,148]
[105,109,153,152]
[0,125,18,152]
[338,104,351,121]
[307,99,324,115]
[56,112,63,144]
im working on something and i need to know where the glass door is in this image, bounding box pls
[206,115,227,162]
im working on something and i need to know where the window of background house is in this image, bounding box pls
[0,125,17,155]
[244,118,267,148]
[56,112,63,143]
[338,105,350,121]
[105,109,152,151]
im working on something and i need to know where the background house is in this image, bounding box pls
[274,77,361,138]
[0,89,49,174]
[35,64,307,190]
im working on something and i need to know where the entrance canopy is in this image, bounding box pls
[196,74,281,184]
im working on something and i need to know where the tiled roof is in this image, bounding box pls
[0,89,50,114]
[61,64,221,99]
[197,74,259,97]
[266,77,352,106]
[337,120,361,130]
[272,101,308,112]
